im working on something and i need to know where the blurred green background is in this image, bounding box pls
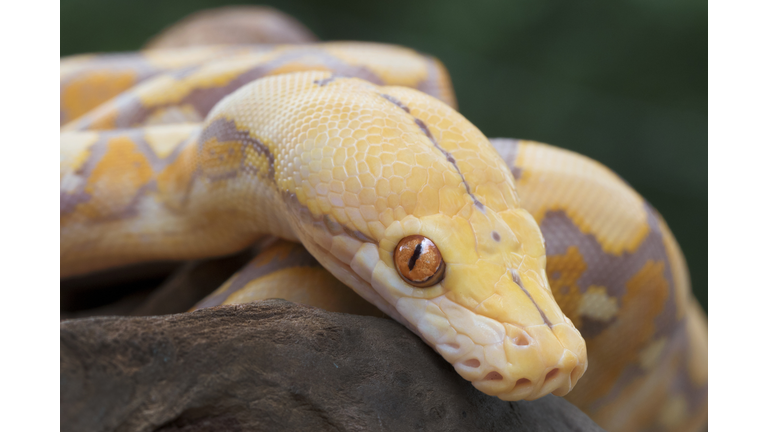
[61,0,707,311]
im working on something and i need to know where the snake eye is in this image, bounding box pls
[394,235,446,287]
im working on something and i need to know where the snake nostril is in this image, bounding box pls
[462,359,481,368]
[545,368,560,383]
[483,371,503,381]
[512,334,530,346]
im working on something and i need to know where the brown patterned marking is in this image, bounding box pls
[540,204,678,339]
[62,120,274,225]
[496,138,680,338]
[107,67,271,130]
[199,117,275,181]
[579,316,618,340]
[61,135,110,215]
[564,257,671,414]
[492,231,501,242]
[510,269,553,328]
[379,94,410,113]
[282,192,376,244]
[173,41,391,118]
[413,118,484,211]
[62,52,220,130]
[494,139,706,426]
[72,48,386,131]
[60,129,168,220]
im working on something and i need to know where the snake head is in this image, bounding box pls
[229,71,587,400]
[366,209,589,401]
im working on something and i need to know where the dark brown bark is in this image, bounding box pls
[61,300,604,432]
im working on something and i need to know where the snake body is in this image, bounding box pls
[60,36,707,432]
[189,139,707,432]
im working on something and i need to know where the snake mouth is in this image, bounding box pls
[396,294,588,401]
[447,323,587,400]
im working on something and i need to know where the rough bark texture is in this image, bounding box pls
[60,300,604,432]
[130,251,255,317]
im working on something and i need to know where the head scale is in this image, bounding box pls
[221,71,588,401]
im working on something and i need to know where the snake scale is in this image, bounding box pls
[60,10,707,432]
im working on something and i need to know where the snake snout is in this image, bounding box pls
[465,322,587,401]
[413,293,587,401]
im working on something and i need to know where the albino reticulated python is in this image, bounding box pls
[60,14,707,432]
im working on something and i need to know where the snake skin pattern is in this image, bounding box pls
[186,140,707,432]
[60,18,707,432]
[60,43,455,129]
[62,67,588,401]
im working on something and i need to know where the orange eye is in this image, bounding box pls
[393,235,446,287]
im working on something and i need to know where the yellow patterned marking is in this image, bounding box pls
[546,246,587,328]
[144,105,204,126]
[77,136,153,220]
[84,102,120,130]
[143,123,199,158]
[565,260,669,406]
[61,69,137,124]
[59,68,643,408]
[243,142,273,180]
[514,141,649,255]
[60,131,99,178]
[137,58,254,107]
[578,286,619,322]
[198,136,244,180]
[155,143,196,211]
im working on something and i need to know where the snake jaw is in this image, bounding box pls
[297,208,588,401]
[392,293,587,401]
[342,213,588,401]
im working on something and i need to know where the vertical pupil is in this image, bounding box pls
[408,243,423,271]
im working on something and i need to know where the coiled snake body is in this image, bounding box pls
[60,23,707,432]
